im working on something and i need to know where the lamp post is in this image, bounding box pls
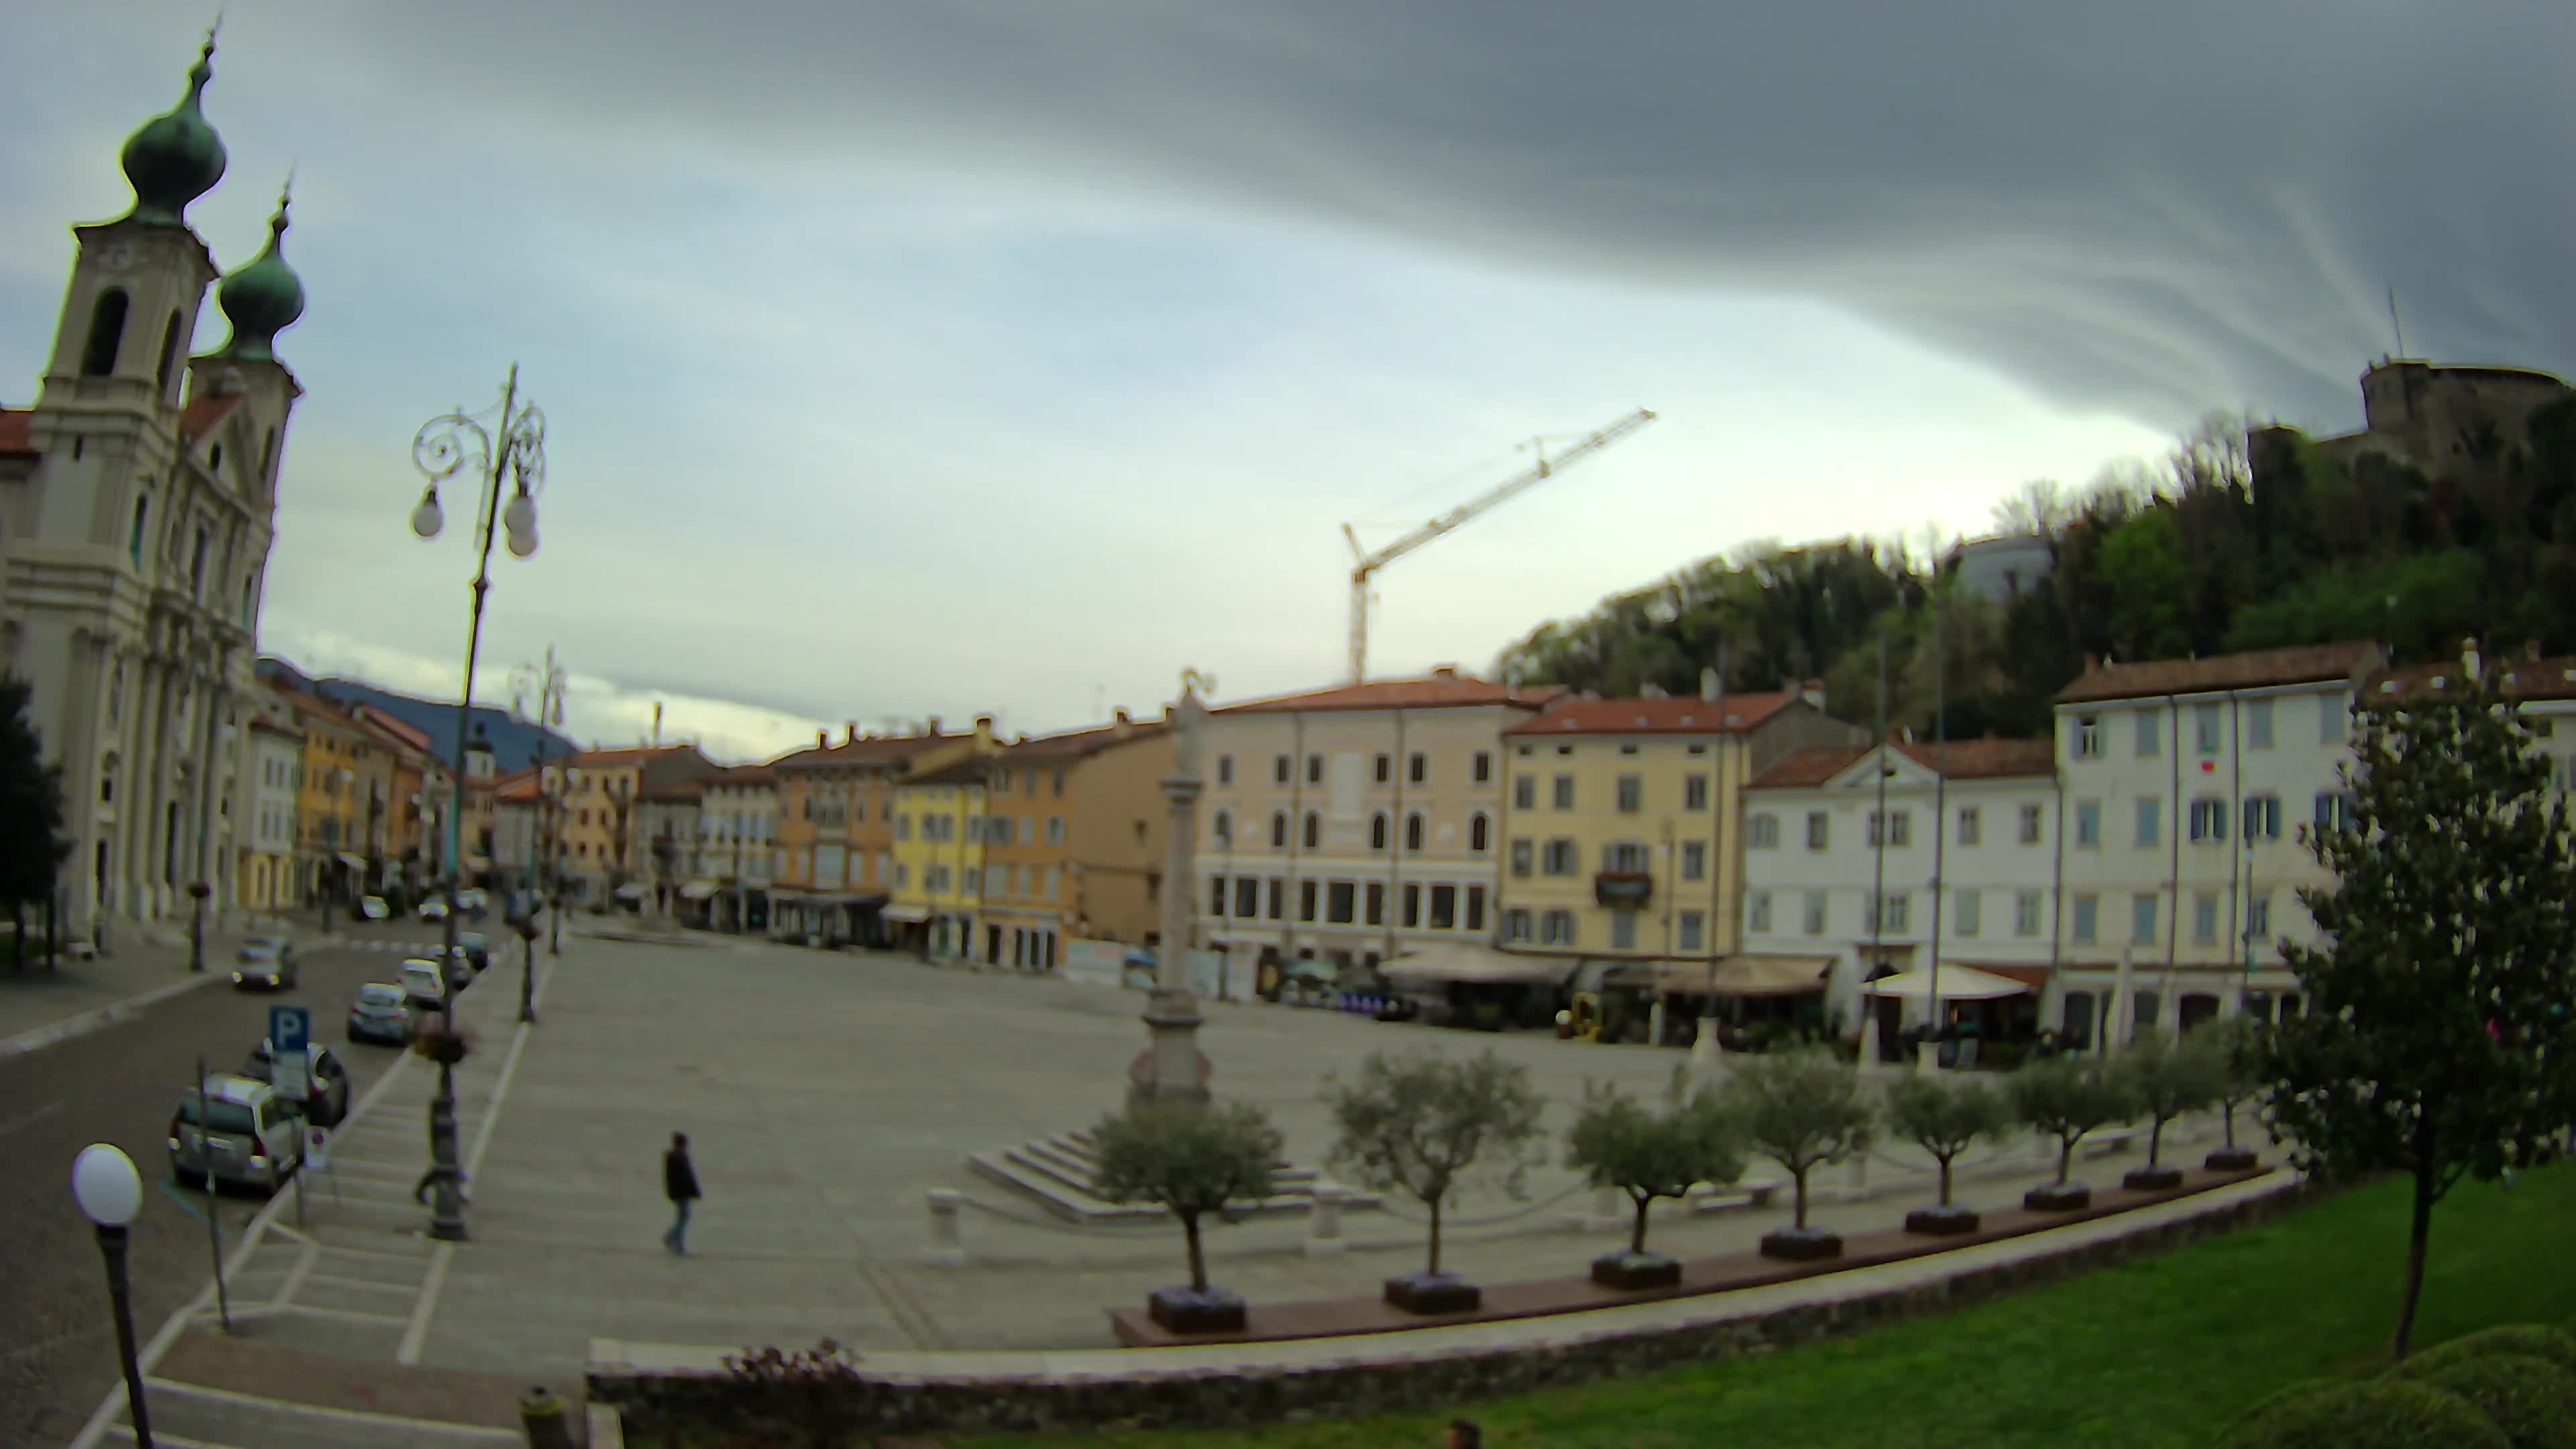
[409,366,548,1244]
[511,647,571,945]
[1132,669,1214,1106]
[72,1143,153,1448]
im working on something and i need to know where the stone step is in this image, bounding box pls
[117,1380,519,1449]
[967,1150,1380,1224]
[1057,1128,1307,1178]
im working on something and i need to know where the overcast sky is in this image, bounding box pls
[5,2,2566,761]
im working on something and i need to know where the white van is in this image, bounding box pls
[400,958,449,1013]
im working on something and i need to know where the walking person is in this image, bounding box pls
[661,1132,701,1255]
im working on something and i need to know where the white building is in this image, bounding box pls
[1739,737,2061,1042]
[0,38,307,934]
[239,706,303,912]
[2051,641,2384,1041]
[694,763,777,932]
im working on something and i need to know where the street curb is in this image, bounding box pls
[0,969,225,1063]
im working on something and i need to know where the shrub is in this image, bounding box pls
[1326,1049,1545,1279]
[1881,1072,2010,1208]
[1090,1099,1283,1296]
[2114,1034,2220,1168]
[2009,1053,2135,1185]
[2410,1355,2576,1449]
[720,1337,869,1449]
[1721,1046,1874,1231]
[2216,1377,2508,1448]
[1565,1069,1746,1257]
[2392,1325,2576,1380]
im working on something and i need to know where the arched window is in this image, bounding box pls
[127,495,150,566]
[1370,812,1389,851]
[81,289,129,377]
[1405,812,1426,853]
[1470,812,1491,853]
[1212,808,1232,846]
[155,310,183,395]
[1301,811,1320,849]
[209,443,223,472]
[1269,810,1288,848]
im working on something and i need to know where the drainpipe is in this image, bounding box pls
[1384,710,1405,965]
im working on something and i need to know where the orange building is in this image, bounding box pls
[769,716,994,946]
[556,744,717,905]
[970,708,1176,968]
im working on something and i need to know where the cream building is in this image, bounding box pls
[0,36,307,936]
[239,706,302,912]
[1191,667,1565,981]
[1739,737,2060,1043]
[2051,641,2383,1042]
[692,763,777,932]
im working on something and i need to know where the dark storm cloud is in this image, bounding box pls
[275,0,2570,430]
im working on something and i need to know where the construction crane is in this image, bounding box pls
[1342,406,1660,684]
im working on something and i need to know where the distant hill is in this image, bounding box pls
[255,657,578,774]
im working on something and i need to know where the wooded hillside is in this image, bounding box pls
[1494,393,2576,739]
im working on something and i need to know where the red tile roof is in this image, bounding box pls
[1505,692,1805,737]
[179,394,244,443]
[2055,642,2383,704]
[568,744,700,769]
[704,763,777,788]
[769,734,960,771]
[2365,653,2576,706]
[906,757,994,788]
[1749,737,2057,790]
[1002,717,1172,760]
[1216,672,1568,716]
[0,409,35,459]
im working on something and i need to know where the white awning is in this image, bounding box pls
[679,881,720,901]
[1380,943,1572,987]
[1656,955,1833,998]
[1862,964,2033,1001]
[881,904,932,924]
[335,853,366,871]
[612,882,648,900]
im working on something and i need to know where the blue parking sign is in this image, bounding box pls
[270,1004,310,1055]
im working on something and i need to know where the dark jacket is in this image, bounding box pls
[664,1148,701,1202]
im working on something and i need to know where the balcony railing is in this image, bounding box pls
[1594,871,1653,908]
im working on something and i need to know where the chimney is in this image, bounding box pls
[1801,678,1828,709]
[1699,667,1719,702]
[2527,640,2544,662]
[2463,636,2482,682]
[1116,707,1136,737]
[1429,663,1460,682]
[843,720,859,746]
[973,713,995,741]
[923,715,942,737]
[2082,653,2100,675]
[815,729,828,749]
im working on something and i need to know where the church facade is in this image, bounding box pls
[0,32,309,936]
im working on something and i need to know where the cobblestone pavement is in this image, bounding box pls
[0,918,498,1446]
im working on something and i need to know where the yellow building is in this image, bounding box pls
[890,757,991,957]
[1495,688,1862,985]
[769,715,991,945]
[271,683,383,904]
[555,744,716,904]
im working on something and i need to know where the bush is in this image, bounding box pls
[1564,1069,1746,1258]
[2392,1325,2576,1380]
[1090,1100,1283,1295]
[2410,1355,2576,1449]
[2216,1378,2509,1448]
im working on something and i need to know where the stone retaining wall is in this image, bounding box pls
[594,1176,2322,1441]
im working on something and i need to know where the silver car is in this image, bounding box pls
[168,1075,304,1192]
[231,938,299,991]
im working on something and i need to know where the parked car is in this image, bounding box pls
[241,1039,352,1126]
[400,957,451,1014]
[418,897,451,923]
[168,1075,304,1192]
[455,888,490,920]
[347,981,415,1045]
[357,895,390,922]
[455,930,490,972]
[231,939,299,991]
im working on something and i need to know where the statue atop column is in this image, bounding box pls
[1130,667,1216,1106]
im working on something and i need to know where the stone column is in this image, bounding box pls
[194,678,225,931]
[1303,1185,1349,1256]
[923,1189,967,1268]
[1132,670,1213,1107]
[131,657,170,923]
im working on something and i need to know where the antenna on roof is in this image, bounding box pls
[2387,285,2408,358]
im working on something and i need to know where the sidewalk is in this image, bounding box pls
[0,914,298,1057]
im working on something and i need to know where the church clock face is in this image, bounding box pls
[98,240,139,274]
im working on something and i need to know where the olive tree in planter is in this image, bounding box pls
[2010,1053,2136,1212]
[2198,1016,2267,1172]
[1882,1072,2011,1236]
[1727,1046,1876,1262]
[1564,1069,1746,1291]
[1326,1049,1544,1315]
[1089,1099,1283,1335]
[2114,1034,2218,1191]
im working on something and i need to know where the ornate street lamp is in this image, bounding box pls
[409,366,548,1243]
[72,1144,153,1447]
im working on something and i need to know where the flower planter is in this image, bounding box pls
[2023,1181,2092,1212]
[1382,1271,1481,1316]
[2204,1146,2259,1173]
[1589,1251,1682,1291]
[2122,1165,2185,1192]
[1903,1203,1981,1236]
[1145,1285,1246,1336]
[1759,1227,1843,1263]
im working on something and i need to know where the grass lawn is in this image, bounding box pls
[931,1164,2576,1449]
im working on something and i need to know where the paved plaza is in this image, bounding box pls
[79,928,2243,1440]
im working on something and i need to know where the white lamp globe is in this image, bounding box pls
[502,494,537,537]
[71,1143,144,1228]
[505,527,538,559]
[410,493,445,540]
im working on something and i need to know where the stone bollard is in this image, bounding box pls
[1842,1150,1870,1202]
[1304,1185,1349,1257]
[924,1189,967,1269]
[518,1387,575,1449]
[1578,1185,1625,1233]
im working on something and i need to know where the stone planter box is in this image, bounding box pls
[1759,1228,1843,1263]
[1904,1203,1980,1237]
[2123,1165,2184,1192]
[2024,1181,2092,1212]
[1382,1271,1481,1316]
[1589,1252,1682,1291]
[2205,1147,2259,1173]
[1147,1286,1247,1336]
